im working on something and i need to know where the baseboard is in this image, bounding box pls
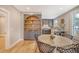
[8,39,24,49]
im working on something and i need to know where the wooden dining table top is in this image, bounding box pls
[38,34,74,47]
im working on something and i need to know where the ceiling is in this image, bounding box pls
[14,5,77,19]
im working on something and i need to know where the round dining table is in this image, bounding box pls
[38,34,74,52]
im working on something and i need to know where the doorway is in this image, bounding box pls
[0,16,6,49]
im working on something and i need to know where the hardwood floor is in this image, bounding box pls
[0,37,5,49]
[0,39,39,53]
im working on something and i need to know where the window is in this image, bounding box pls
[72,13,79,36]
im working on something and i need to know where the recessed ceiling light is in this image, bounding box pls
[59,8,63,10]
[26,7,30,10]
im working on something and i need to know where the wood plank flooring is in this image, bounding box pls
[0,37,5,49]
[0,39,39,53]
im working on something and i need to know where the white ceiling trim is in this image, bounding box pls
[14,5,77,19]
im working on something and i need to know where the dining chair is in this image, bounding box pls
[34,33,56,53]
[73,43,79,53]
[64,33,73,40]
[63,43,79,53]
[72,36,79,43]
[37,41,56,53]
[65,48,76,53]
[57,47,76,53]
[57,47,65,53]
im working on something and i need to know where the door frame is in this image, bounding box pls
[0,8,10,49]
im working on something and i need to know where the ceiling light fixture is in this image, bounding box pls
[59,8,63,10]
[26,7,30,10]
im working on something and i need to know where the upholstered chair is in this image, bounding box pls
[34,33,56,53]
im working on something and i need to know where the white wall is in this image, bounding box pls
[0,5,23,48]
[55,6,79,35]
[55,8,73,34]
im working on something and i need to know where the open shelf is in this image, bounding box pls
[24,15,41,32]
